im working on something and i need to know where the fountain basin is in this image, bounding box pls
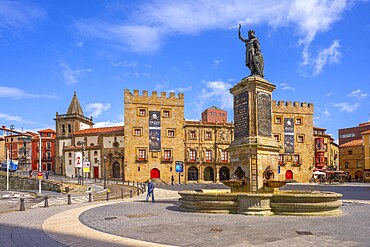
[178,189,342,216]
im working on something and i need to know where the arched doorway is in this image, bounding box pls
[285,170,293,180]
[112,162,120,178]
[355,170,363,181]
[150,168,160,179]
[188,166,198,181]
[204,167,214,181]
[219,166,230,181]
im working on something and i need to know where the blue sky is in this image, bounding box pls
[0,0,369,142]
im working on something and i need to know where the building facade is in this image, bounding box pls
[31,129,56,172]
[338,122,370,145]
[201,106,228,123]
[124,90,185,183]
[272,100,314,182]
[184,121,234,183]
[54,92,93,175]
[339,139,364,181]
[362,130,370,182]
[313,127,339,170]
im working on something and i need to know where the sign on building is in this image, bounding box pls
[83,161,90,173]
[149,111,161,152]
[75,152,82,168]
[284,118,294,153]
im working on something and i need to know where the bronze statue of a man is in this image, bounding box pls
[238,24,264,78]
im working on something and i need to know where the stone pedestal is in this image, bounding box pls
[229,76,281,193]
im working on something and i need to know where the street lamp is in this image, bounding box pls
[103,155,107,189]
[38,134,42,194]
[77,141,85,186]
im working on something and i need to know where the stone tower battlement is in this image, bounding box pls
[272,100,314,115]
[124,89,184,106]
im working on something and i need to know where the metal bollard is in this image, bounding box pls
[130,190,133,198]
[44,195,49,207]
[20,198,25,211]
[137,187,140,196]
[67,194,71,205]
[89,192,93,202]
[106,190,110,201]
[121,189,124,199]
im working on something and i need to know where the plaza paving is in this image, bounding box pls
[0,183,369,246]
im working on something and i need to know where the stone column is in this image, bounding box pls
[229,76,281,193]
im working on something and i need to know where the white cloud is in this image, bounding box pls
[306,40,342,76]
[169,86,192,92]
[279,83,295,91]
[326,92,334,97]
[322,109,332,120]
[0,86,57,100]
[112,60,138,68]
[0,0,45,32]
[0,113,23,122]
[333,102,360,113]
[94,121,123,128]
[85,103,111,118]
[196,80,233,114]
[75,0,351,59]
[60,62,92,85]
[213,59,222,69]
[347,89,368,100]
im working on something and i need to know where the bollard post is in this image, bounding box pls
[44,195,49,207]
[20,198,25,211]
[130,190,133,198]
[67,194,71,205]
[137,187,140,196]
[106,190,110,201]
[121,189,124,199]
[89,192,93,202]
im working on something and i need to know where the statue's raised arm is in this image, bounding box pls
[238,25,264,78]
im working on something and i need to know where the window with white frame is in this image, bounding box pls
[205,150,212,162]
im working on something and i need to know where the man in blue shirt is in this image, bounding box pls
[146,179,155,202]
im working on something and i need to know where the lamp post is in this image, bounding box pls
[103,155,107,189]
[38,134,42,194]
[9,124,14,164]
[6,149,9,191]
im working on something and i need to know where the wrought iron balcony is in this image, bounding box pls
[161,156,173,163]
[135,155,148,162]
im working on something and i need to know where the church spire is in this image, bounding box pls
[67,91,84,115]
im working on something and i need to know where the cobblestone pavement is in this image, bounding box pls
[0,183,369,246]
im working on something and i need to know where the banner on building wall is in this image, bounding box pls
[284,118,294,153]
[315,138,325,151]
[149,111,161,152]
[75,152,82,168]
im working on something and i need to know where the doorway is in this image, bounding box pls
[285,170,293,180]
[150,168,160,178]
[113,162,120,178]
[93,167,99,178]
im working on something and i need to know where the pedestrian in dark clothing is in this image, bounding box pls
[146,179,155,202]
[171,175,174,185]
[45,170,49,179]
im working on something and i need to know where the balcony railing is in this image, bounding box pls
[135,155,148,162]
[218,158,230,163]
[186,158,199,163]
[202,158,215,163]
[161,156,173,163]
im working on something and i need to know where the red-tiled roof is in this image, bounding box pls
[340,139,362,148]
[73,126,124,135]
[39,129,56,133]
[362,130,370,135]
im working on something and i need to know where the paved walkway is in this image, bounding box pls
[0,184,370,246]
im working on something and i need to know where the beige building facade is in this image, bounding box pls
[339,139,364,181]
[124,90,185,183]
[362,130,370,182]
[272,100,314,182]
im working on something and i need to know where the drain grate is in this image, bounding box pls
[104,217,117,220]
[296,231,313,235]
[126,213,157,219]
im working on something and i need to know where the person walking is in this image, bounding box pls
[171,175,174,185]
[146,179,155,202]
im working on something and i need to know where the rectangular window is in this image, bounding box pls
[316,153,325,166]
[167,129,175,138]
[205,150,212,162]
[340,133,355,138]
[345,162,349,168]
[68,124,72,133]
[190,149,197,161]
[62,125,65,134]
[221,150,228,162]
[163,150,172,161]
[133,128,142,136]
[278,154,284,164]
[189,130,197,139]
[293,154,300,164]
[163,110,170,118]
[205,131,212,140]
[138,149,146,161]
[295,117,302,125]
[46,142,51,149]
[274,134,280,142]
[348,150,352,155]
[275,117,282,124]
[297,135,304,143]
[138,108,147,116]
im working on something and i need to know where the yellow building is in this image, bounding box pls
[339,139,364,181]
[124,90,185,183]
[362,130,370,182]
[272,100,314,182]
